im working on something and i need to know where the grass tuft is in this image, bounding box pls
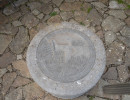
[50,12,57,16]
[87,7,92,13]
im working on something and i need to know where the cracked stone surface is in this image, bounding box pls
[0,0,129,99]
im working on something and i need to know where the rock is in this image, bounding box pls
[3,5,18,15]
[91,2,107,10]
[107,80,120,84]
[37,23,47,30]
[125,9,130,16]
[37,13,44,19]
[2,72,17,95]
[122,95,130,100]
[14,0,28,7]
[44,94,57,100]
[125,49,130,67]
[60,11,73,21]
[0,52,16,68]
[32,9,40,15]
[102,67,118,80]
[40,3,52,14]
[99,0,109,5]
[120,26,130,38]
[47,15,62,25]
[40,0,51,3]
[52,0,64,6]
[42,15,51,22]
[0,23,18,35]
[81,3,91,11]
[118,36,130,47]
[9,26,29,54]
[117,65,129,83]
[125,17,130,27]
[96,30,104,39]
[73,95,89,100]
[5,87,23,100]
[74,11,87,22]
[102,16,125,32]
[85,0,97,2]
[106,41,125,65]
[0,34,12,54]
[109,1,125,9]
[0,12,8,24]
[20,5,30,14]
[21,13,39,29]
[87,79,120,100]
[12,60,31,78]
[12,21,22,27]
[23,82,45,100]
[12,76,32,87]
[0,68,7,78]
[108,10,127,19]
[7,65,13,72]
[17,55,22,60]
[65,0,75,2]
[10,12,22,21]
[27,2,42,11]
[60,2,82,11]
[105,31,116,45]
[29,27,38,40]
[53,8,60,14]
[87,9,102,26]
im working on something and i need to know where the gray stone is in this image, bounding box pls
[91,2,107,9]
[20,5,30,14]
[52,0,64,6]
[117,65,129,83]
[0,23,18,35]
[12,21,22,27]
[27,2,42,11]
[74,11,87,22]
[9,26,29,54]
[3,5,18,15]
[105,31,116,45]
[99,0,109,5]
[109,1,125,9]
[10,12,22,21]
[32,9,40,15]
[120,26,130,37]
[102,67,118,80]
[102,16,125,32]
[125,17,130,27]
[21,13,39,29]
[2,72,17,95]
[87,9,102,26]
[0,52,16,68]
[106,41,125,65]
[60,11,73,21]
[17,55,22,60]
[85,0,97,2]
[53,8,60,14]
[0,68,7,78]
[40,0,51,3]
[125,9,130,16]
[0,12,8,25]
[37,13,44,19]
[65,0,75,2]
[47,15,62,25]
[87,79,120,100]
[122,95,130,100]
[108,10,127,19]
[5,87,23,100]
[0,34,12,54]
[42,15,51,22]
[40,3,52,14]
[14,0,28,7]
[118,36,130,47]
[125,49,130,67]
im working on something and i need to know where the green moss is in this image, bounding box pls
[80,22,85,26]
[89,96,94,100]
[50,12,57,16]
[87,7,92,13]
[116,0,124,4]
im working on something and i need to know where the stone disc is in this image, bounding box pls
[27,22,106,99]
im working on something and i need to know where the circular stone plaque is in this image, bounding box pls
[27,22,106,99]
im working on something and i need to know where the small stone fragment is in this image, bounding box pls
[106,41,125,65]
[29,27,38,40]
[14,0,28,7]
[7,65,13,72]
[0,52,16,68]
[0,12,8,24]
[60,11,73,21]
[37,13,44,19]
[120,26,130,37]
[52,0,64,6]
[117,65,129,83]
[109,1,125,9]
[118,36,130,47]
[40,3,52,14]
[10,12,22,21]
[96,30,104,39]
[102,67,118,80]
[20,5,30,14]
[12,21,22,27]
[23,82,45,100]
[0,68,7,78]
[32,9,40,15]
[74,11,87,22]
[125,17,130,27]
[2,72,17,95]
[12,60,31,78]
[5,87,23,100]
[9,26,29,54]
[108,10,127,19]
[12,76,32,87]
[17,55,22,60]
[47,15,62,25]
[105,31,116,45]
[27,2,42,11]
[21,13,39,29]
[102,16,125,32]
[0,34,12,54]
[3,5,18,15]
